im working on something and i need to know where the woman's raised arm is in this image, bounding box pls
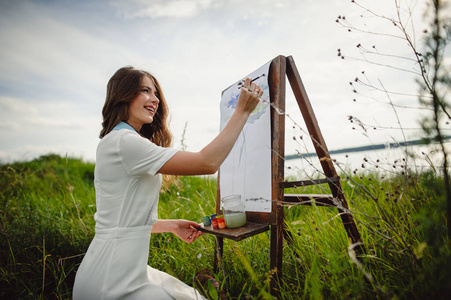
[158,78,263,176]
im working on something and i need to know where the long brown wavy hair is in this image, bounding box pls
[100,66,172,147]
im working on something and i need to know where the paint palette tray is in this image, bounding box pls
[198,222,269,241]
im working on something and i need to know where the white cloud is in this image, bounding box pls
[110,0,219,19]
[0,96,92,131]
[0,1,151,105]
[0,95,101,162]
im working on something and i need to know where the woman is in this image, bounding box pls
[72,66,263,299]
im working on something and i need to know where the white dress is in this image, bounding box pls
[73,122,205,300]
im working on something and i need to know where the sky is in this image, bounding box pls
[0,0,449,170]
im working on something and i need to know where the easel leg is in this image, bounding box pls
[270,219,284,298]
[285,54,363,253]
[213,236,229,296]
[213,236,224,274]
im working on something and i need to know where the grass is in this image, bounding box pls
[1,154,450,299]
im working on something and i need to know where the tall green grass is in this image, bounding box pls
[1,154,450,299]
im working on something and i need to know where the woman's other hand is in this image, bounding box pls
[171,219,203,244]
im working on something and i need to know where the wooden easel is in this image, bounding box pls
[199,55,362,298]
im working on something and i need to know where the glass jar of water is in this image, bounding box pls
[221,194,247,228]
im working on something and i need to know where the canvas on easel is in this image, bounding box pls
[219,61,272,213]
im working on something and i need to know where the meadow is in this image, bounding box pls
[1,153,450,299]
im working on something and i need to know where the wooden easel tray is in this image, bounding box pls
[198,222,270,241]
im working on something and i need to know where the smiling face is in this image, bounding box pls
[126,76,160,132]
